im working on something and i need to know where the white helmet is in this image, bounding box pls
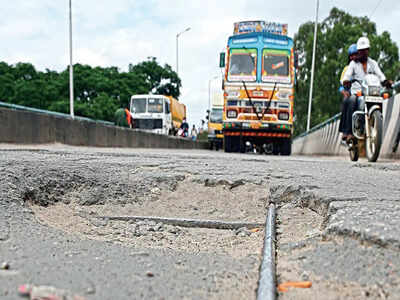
[357,37,370,50]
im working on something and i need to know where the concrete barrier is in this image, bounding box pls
[0,102,208,150]
[293,94,400,159]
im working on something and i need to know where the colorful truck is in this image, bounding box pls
[130,95,186,135]
[207,90,224,150]
[219,21,296,154]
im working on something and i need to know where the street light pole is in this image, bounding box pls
[176,27,191,75]
[306,0,319,131]
[69,0,74,118]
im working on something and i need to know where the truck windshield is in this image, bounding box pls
[132,98,146,113]
[228,48,257,82]
[210,108,223,123]
[262,49,290,83]
[148,98,164,113]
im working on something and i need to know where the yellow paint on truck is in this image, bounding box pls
[168,96,186,130]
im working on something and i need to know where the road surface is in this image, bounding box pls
[1,144,399,299]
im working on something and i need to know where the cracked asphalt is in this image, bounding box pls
[1,144,400,299]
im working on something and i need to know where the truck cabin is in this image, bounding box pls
[130,96,171,130]
[209,107,223,124]
[225,31,294,85]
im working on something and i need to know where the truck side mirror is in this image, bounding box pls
[219,52,225,68]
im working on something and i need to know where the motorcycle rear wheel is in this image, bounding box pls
[366,110,383,162]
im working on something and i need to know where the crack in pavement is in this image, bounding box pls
[270,184,400,250]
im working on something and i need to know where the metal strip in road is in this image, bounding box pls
[257,203,276,300]
[97,215,264,230]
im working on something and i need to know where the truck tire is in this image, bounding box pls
[272,143,280,155]
[281,138,292,156]
[224,136,231,152]
[225,136,240,152]
[231,136,240,153]
[239,136,245,153]
[209,142,214,150]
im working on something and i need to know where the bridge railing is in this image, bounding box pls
[0,101,208,150]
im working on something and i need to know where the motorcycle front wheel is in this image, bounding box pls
[349,139,359,161]
[366,110,383,162]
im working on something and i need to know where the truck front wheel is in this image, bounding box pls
[224,136,231,152]
[281,138,292,156]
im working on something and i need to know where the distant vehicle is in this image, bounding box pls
[207,90,224,150]
[219,20,296,154]
[129,95,186,135]
[347,76,399,162]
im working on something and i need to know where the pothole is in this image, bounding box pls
[28,179,268,257]
[93,180,267,222]
[26,178,268,299]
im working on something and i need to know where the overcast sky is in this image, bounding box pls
[1,0,399,125]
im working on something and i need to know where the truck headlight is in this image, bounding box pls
[278,112,289,121]
[227,110,238,118]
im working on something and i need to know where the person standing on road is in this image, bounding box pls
[191,125,198,141]
[338,44,358,141]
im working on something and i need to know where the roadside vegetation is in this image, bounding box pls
[0,57,180,122]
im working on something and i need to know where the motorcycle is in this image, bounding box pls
[347,75,397,162]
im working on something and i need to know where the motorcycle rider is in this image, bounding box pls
[341,36,393,141]
[338,44,358,140]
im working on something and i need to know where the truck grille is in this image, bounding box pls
[132,119,163,129]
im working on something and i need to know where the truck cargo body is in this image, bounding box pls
[221,21,295,154]
[130,95,186,135]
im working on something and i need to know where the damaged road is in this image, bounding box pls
[1,145,400,299]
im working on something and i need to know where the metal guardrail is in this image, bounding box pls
[0,101,115,126]
[295,91,399,141]
[294,112,341,141]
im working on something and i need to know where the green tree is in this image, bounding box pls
[129,57,181,99]
[294,7,400,136]
[0,57,182,122]
[0,62,15,101]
